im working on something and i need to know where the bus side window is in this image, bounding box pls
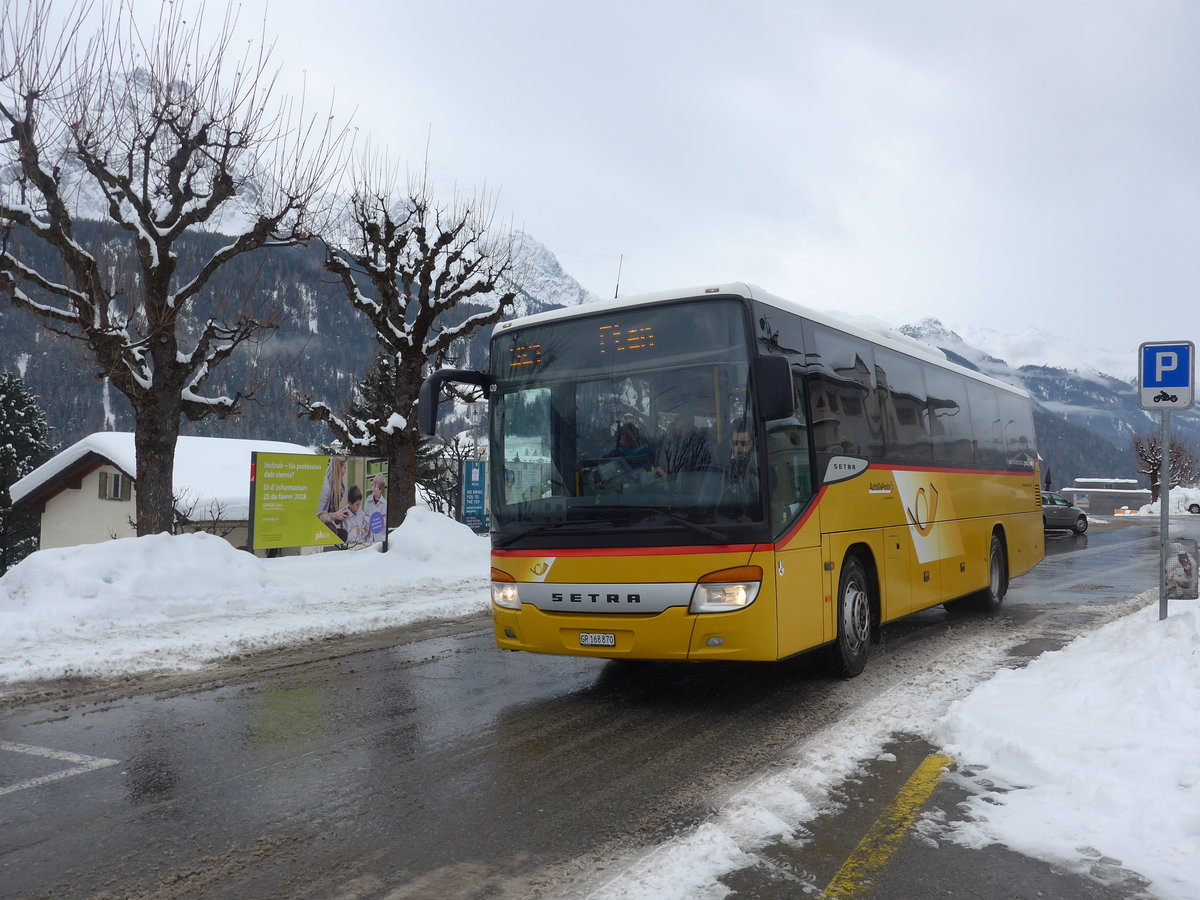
[804,323,880,456]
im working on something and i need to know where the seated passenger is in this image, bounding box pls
[606,422,655,471]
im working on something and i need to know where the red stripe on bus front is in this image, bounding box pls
[494,542,767,558]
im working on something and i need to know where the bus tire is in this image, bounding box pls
[976,533,1007,614]
[826,554,872,678]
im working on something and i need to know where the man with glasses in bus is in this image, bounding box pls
[721,419,760,517]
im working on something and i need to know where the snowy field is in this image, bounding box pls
[1,509,1197,899]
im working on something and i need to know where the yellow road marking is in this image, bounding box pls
[822,753,952,899]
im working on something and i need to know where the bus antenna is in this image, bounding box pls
[614,254,623,299]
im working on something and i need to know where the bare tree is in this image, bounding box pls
[301,155,522,527]
[170,488,236,539]
[1132,432,1200,501]
[418,433,478,518]
[0,0,349,534]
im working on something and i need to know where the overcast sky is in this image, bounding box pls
[163,2,1200,360]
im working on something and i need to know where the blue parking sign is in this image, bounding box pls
[1139,341,1194,410]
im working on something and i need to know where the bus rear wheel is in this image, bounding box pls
[976,533,1007,614]
[945,533,1007,616]
[826,554,872,678]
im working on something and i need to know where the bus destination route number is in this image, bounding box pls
[599,323,655,354]
[509,343,542,369]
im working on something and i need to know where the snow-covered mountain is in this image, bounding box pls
[899,318,1135,383]
[512,232,601,316]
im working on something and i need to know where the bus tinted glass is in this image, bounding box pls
[967,380,1005,469]
[925,367,974,464]
[874,347,931,462]
[805,323,881,456]
[490,299,775,544]
[999,390,1037,471]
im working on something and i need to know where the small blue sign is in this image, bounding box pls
[1139,341,1195,410]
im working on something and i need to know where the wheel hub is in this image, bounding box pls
[843,581,870,647]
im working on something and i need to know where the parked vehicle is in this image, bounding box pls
[1041,491,1088,533]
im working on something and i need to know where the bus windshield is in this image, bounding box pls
[490,298,773,546]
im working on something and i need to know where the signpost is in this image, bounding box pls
[1138,341,1196,619]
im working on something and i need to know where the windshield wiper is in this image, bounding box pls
[583,505,730,543]
[495,505,730,547]
[493,519,608,549]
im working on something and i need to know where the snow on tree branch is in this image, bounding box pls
[0,0,352,535]
[300,154,524,526]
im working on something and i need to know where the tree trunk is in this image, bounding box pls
[132,399,183,536]
[386,430,422,531]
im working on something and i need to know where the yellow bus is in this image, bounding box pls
[420,283,1044,676]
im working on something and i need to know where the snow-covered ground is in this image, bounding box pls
[0,507,492,684]
[1,509,1196,899]
[1142,486,1200,517]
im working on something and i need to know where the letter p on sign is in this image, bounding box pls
[1157,352,1179,382]
[1139,341,1195,410]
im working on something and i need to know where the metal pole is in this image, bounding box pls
[1160,409,1170,620]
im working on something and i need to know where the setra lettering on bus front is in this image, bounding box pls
[551,592,642,605]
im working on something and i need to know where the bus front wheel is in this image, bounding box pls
[826,554,872,678]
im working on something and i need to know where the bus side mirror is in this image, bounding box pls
[418,369,491,436]
[755,355,794,421]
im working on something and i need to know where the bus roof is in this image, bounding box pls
[493,282,1031,399]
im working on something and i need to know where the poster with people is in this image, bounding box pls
[249,452,388,551]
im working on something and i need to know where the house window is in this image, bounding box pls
[98,471,131,501]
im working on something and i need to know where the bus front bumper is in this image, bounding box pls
[492,601,779,661]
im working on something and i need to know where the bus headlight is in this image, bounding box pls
[491,568,521,610]
[690,566,762,613]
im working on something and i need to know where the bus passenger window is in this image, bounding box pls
[804,323,880,455]
[875,348,931,462]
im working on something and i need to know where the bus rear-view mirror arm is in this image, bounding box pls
[418,368,491,436]
[755,355,794,421]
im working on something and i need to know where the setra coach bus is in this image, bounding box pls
[419,283,1044,676]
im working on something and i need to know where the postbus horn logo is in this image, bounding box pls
[905,484,939,537]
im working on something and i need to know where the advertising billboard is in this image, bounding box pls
[461,459,488,532]
[249,453,388,551]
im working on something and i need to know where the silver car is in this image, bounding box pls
[1041,491,1088,533]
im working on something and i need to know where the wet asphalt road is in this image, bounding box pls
[0,519,1182,899]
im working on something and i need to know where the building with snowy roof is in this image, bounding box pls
[9,432,314,552]
[1060,476,1151,515]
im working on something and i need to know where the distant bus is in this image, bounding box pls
[420,283,1044,675]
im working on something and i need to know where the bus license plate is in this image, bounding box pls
[579,632,616,647]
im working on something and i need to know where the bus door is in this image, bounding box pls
[882,526,913,619]
[766,405,823,658]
